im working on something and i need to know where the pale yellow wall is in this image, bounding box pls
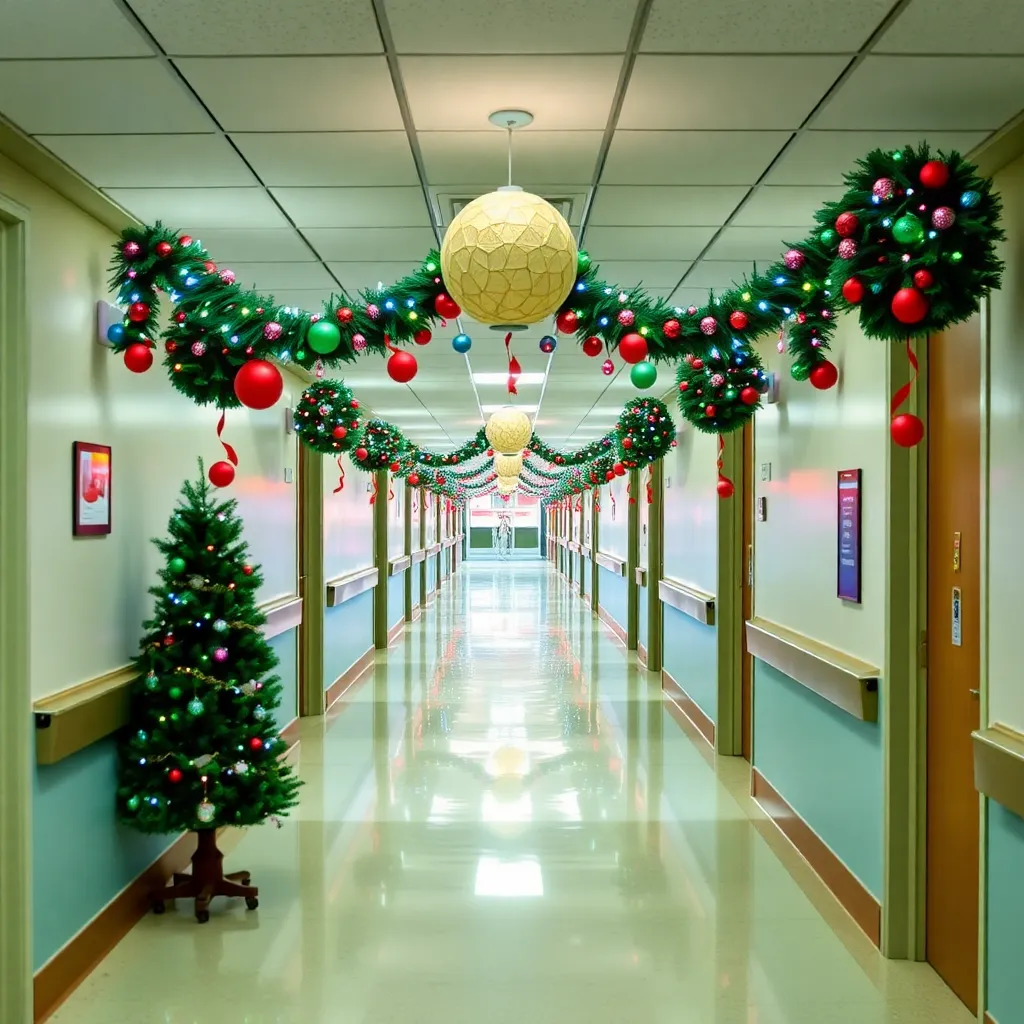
[754,315,888,667]
[323,451,374,578]
[0,153,299,700]
[986,153,1024,730]
[598,473,629,560]
[662,426,718,594]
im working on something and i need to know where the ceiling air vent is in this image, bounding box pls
[446,194,575,223]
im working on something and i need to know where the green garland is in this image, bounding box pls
[527,434,616,466]
[616,398,676,468]
[676,349,767,434]
[292,381,362,455]
[404,428,491,468]
[353,419,406,472]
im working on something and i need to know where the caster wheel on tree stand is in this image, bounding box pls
[152,900,166,915]
[246,897,259,910]
[196,909,210,924]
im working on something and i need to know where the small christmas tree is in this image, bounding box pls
[117,463,300,922]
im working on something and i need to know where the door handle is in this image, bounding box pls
[969,689,980,699]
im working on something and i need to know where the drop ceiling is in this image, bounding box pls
[1,0,1021,446]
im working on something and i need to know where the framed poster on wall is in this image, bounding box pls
[73,441,112,536]
[837,469,861,603]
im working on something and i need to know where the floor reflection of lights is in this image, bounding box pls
[474,856,544,898]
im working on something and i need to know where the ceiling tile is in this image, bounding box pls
[304,228,438,262]
[0,59,210,135]
[583,226,717,261]
[814,57,1024,131]
[35,134,255,188]
[400,56,622,131]
[601,130,791,186]
[642,0,893,52]
[231,132,418,186]
[175,57,403,131]
[264,288,333,313]
[432,187,588,227]
[0,0,151,57]
[419,131,602,187]
[875,0,1024,54]
[102,187,288,228]
[702,226,808,263]
[731,185,844,227]
[668,286,715,307]
[588,186,746,226]
[582,261,690,290]
[129,0,381,55]
[619,56,849,130]
[681,261,759,292]
[176,228,316,262]
[271,187,431,228]
[225,262,336,292]
[329,261,431,293]
[765,130,991,186]
[386,0,635,53]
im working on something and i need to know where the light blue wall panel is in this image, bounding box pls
[323,589,373,690]
[987,803,1024,1024]
[598,565,627,632]
[662,604,717,722]
[269,627,298,727]
[388,571,405,629]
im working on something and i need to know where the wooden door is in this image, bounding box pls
[741,421,754,761]
[926,316,981,1013]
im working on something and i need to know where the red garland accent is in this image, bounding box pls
[609,487,616,516]
[890,338,924,448]
[627,479,636,505]
[388,476,395,502]
[217,410,239,468]
[333,456,345,494]
[505,332,521,395]
[369,476,380,505]
[717,435,735,499]
[646,465,654,505]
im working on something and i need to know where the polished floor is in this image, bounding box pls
[54,563,972,1023]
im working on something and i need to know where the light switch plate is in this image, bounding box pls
[760,462,772,482]
[283,467,294,484]
[96,300,123,347]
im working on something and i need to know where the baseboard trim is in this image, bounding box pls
[751,767,881,947]
[985,1012,998,1024]
[326,647,374,713]
[388,619,404,644]
[637,643,648,667]
[662,669,715,748]
[597,605,627,645]
[278,715,300,753]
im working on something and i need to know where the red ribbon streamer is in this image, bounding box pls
[627,479,636,505]
[717,435,734,495]
[388,476,395,502]
[216,411,238,466]
[369,476,379,505]
[505,332,521,395]
[890,338,919,417]
[333,456,345,494]
[646,465,654,505]
[609,488,616,516]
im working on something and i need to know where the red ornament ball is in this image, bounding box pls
[249,736,264,751]
[582,335,603,357]
[174,310,187,324]
[208,460,236,488]
[617,332,648,364]
[835,212,859,238]
[678,381,689,392]
[691,358,704,371]
[728,310,749,330]
[606,470,615,482]
[165,340,177,354]
[613,462,626,477]
[355,447,369,461]
[234,359,284,409]
[705,405,717,417]
[891,287,929,325]
[919,160,950,190]
[128,301,150,323]
[387,348,417,383]
[740,386,760,406]
[555,309,579,334]
[242,565,254,576]
[891,412,925,449]
[123,343,153,374]
[434,293,461,320]
[841,277,865,304]
[408,472,420,486]
[389,461,400,473]
[622,437,632,449]
[809,360,839,390]
[155,241,173,258]
[332,425,348,440]
[168,768,183,783]
[179,235,193,247]
[662,319,681,339]
[413,328,432,345]
[717,478,735,499]
[336,306,354,323]
[913,269,935,290]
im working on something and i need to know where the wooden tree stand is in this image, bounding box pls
[152,828,258,923]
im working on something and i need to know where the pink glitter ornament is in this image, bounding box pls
[872,178,894,201]
[263,321,283,341]
[352,333,367,352]
[710,373,726,387]
[213,647,229,663]
[127,270,137,279]
[783,249,805,270]
[932,206,956,230]
[123,241,141,259]
[219,269,236,285]
[366,304,380,320]
[617,309,635,327]
[838,238,858,260]
[601,359,614,376]
[699,316,718,336]
[191,341,207,356]
[687,306,698,316]
[777,340,785,353]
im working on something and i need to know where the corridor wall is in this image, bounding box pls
[388,477,406,634]
[323,452,374,693]
[661,427,719,727]
[596,473,629,635]
[983,151,1024,1024]
[0,151,303,974]
[751,313,887,903]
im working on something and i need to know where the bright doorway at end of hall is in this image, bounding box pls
[468,493,541,560]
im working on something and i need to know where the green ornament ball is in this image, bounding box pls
[169,686,182,700]
[169,557,186,574]
[791,363,811,382]
[126,795,140,812]
[307,320,341,355]
[820,228,837,246]
[630,360,658,390]
[144,671,159,691]
[892,214,925,245]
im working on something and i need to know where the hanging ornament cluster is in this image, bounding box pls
[675,348,770,434]
[615,399,677,468]
[353,419,405,471]
[292,380,362,455]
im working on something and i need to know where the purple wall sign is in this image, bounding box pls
[837,469,861,603]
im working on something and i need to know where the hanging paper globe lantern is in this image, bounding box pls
[440,186,577,324]
[234,359,283,409]
[497,477,518,494]
[495,453,523,477]
[485,406,532,454]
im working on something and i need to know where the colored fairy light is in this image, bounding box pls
[928,231,938,239]
[599,317,609,326]
[782,306,791,315]
[882,218,892,227]
[408,311,418,320]
[906,187,914,196]
[384,300,395,310]
[758,301,768,311]
[185,276,199,287]
[775,276,786,285]
[639,326,649,335]
[741,292,751,302]
[241,307,250,315]
[618,292,628,302]
[405,298,415,308]
[604,287,613,295]
[871,195,881,205]
[802,282,812,292]
[951,251,963,262]
[426,262,436,272]
[576,282,586,291]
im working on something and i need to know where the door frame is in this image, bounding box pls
[298,442,325,716]
[0,194,32,1024]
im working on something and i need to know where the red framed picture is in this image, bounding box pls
[73,442,112,536]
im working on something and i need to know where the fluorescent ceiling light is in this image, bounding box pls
[481,404,537,413]
[472,372,546,385]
